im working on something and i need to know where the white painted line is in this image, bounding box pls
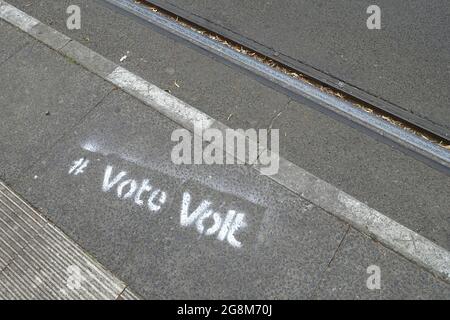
[0,1,449,283]
[107,67,214,132]
[0,2,38,32]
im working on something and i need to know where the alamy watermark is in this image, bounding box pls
[366,5,381,30]
[66,265,85,290]
[171,123,279,176]
[66,5,81,30]
[366,265,381,290]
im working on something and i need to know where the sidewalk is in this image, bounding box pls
[0,2,449,299]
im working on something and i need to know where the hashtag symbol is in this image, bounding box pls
[69,158,90,176]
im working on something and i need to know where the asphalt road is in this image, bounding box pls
[152,0,450,138]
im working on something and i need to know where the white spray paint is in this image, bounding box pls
[135,179,152,206]
[117,179,137,199]
[69,158,90,176]
[226,213,246,248]
[101,165,167,213]
[148,189,167,212]
[180,192,247,248]
[102,166,127,192]
[180,192,211,227]
[68,159,248,248]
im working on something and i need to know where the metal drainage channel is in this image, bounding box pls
[103,0,450,173]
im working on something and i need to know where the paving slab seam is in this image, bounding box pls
[307,225,351,299]
[9,86,117,188]
[0,38,29,67]
[0,1,449,284]
[143,0,450,139]
[117,286,142,300]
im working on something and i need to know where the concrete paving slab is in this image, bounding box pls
[13,90,348,298]
[314,229,450,299]
[0,36,113,183]
[153,0,450,138]
[272,100,450,251]
[0,19,30,64]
